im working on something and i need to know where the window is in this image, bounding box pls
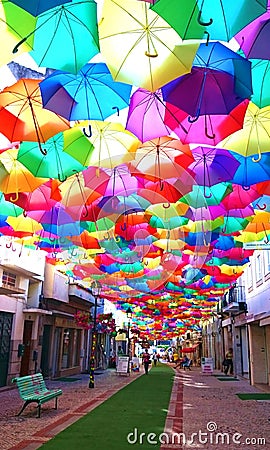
[61,329,71,369]
[265,251,270,274]
[2,271,16,287]
[247,263,253,289]
[255,253,262,282]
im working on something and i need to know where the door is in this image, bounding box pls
[20,320,33,376]
[0,312,13,387]
[40,325,51,378]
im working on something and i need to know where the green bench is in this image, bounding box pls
[12,373,62,418]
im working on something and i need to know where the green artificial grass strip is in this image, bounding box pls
[54,377,81,382]
[41,364,174,450]
[237,393,270,400]
[217,377,239,381]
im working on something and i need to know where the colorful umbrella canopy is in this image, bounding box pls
[9,0,72,16]
[14,0,100,74]
[77,121,141,169]
[40,63,132,121]
[17,132,86,181]
[162,67,249,121]
[125,88,175,143]
[99,0,200,92]
[164,100,249,145]
[220,102,270,161]
[0,78,70,153]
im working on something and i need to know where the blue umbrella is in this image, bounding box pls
[39,62,132,122]
[193,42,252,100]
[229,151,270,187]
[9,0,72,16]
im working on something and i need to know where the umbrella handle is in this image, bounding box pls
[256,202,267,210]
[70,248,77,257]
[204,31,210,46]
[145,51,158,58]
[83,125,92,138]
[252,153,262,163]
[81,204,89,218]
[23,210,27,217]
[112,106,120,116]
[188,111,200,123]
[9,192,19,202]
[121,223,127,231]
[203,186,212,198]
[205,120,215,139]
[264,235,270,244]
[58,173,67,182]
[13,37,28,53]
[163,203,170,209]
[197,10,213,26]
[242,185,250,191]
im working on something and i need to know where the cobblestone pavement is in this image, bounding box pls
[182,368,270,450]
[1,367,270,450]
[0,370,141,450]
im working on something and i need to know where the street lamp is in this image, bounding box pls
[89,280,102,389]
[126,307,133,374]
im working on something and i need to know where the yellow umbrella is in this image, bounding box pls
[76,120,141,169]
[220,102,270,162]
[0,149,48,201]
[7,215,43,234]
[99,0,199,92]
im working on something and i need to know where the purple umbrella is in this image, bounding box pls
[125,88,177,143]
[161,68,248,121]
[188,146,240,189]
[235,4,270,59]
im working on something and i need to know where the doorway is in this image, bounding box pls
[20,320,33,376]
[0,312,13,387]
[40,325,51,378]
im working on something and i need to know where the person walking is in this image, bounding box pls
[142,348,151,374]
[152,352,158,366]
[224,347,233,375]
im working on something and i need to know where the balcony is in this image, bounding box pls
[0,282,25,295]
[68,282,93,303]
[222,285,247,314]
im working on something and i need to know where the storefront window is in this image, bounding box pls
[61,328,81,369]
[61,328,71,369]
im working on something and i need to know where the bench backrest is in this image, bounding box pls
[12,373,48,399]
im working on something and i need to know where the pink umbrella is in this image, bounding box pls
[126,88,187,143]
[164,100,249,145]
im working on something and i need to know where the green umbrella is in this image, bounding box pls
[150,0,205,40]
[180,183,232,208]
[17,131,87,181]
[152,0,267,42]
[0,192,23,216]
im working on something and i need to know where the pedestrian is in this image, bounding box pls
[152,352,158,366]
[142,348,151,374]
[223,347,233,375]
[117,345,124,355]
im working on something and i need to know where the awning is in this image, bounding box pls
[180,346,198,353]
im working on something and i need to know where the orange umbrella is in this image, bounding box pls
[0,79,70,154]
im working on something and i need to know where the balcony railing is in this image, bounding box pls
[221,285,247,314]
